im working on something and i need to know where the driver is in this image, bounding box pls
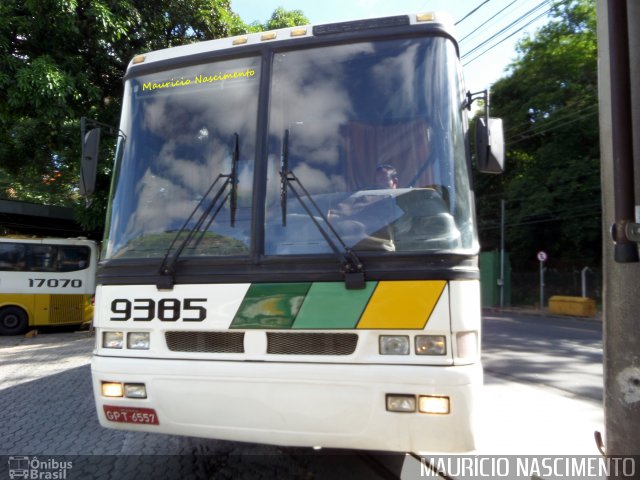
[374,164,399,189]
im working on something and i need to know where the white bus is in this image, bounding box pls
[83,12,504,454]
[0,237,97,335]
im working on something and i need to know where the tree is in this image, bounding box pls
[242,6,309,33]
[0,0,307,235]
[263,7,308,30]
[475,0,599,274]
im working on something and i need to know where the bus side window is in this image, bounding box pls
[0,243,26,271]
[58,246,91,272]
[27,245,57,272]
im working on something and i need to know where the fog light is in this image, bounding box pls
[103,331,124,349]
[124,383,147,399]
[386,394,416,412]
[456,331,478,359]
[415,335,446,355]
[128,332,150,350]
[102,382,123,397]
[379,335,410,355]
[419,395,450,414]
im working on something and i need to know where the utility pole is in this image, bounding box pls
[500,199,505,308]
[597,0,640,469]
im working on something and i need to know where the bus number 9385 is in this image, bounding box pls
[110,298,207,322]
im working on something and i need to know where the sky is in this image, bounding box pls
[230,0,554,94]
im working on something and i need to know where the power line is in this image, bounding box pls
[463,8,552,67]
[477,182,602,210]
[504,102,598,136]
[506,104,598,140]
[462,5,552,67]
[459,0,523,43]
[459,0,574,68]
[479,210,601,231]
[455,0,493,26]
[461,1,549,59]
[506,108,598,145]
[479,204,602,231]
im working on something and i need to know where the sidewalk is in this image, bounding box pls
[478,307,604,455]
[398,374,606,479]
[477,373,603,455]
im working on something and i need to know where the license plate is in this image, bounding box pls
[103,405,159,425]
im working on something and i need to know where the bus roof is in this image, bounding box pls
[0,236,96,246]
[125,12,457,73]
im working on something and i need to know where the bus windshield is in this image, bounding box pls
[104,56,261,259]
[104,36,476,260]
[266,37,474,255]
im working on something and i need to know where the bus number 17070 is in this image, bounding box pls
[28,278,83,288]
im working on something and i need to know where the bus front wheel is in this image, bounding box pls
[0,307,29,336]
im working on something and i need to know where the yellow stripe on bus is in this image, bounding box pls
[356,280,446,329]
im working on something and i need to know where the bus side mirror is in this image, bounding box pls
[80,127,101,196]
[475,117,505,174]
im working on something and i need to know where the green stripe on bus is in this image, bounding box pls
[230,283,311,329]
[291,282,377,329]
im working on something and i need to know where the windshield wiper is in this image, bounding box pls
[157,133,240,289]
[280,129,365,289]
[230,132,239,227]
[280,129,289,226]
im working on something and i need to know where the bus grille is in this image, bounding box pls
[164,332,358,355]
[165,331,245,353]
[49,295,85,324]
[266,332,358,355]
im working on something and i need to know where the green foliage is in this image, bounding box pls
[264,7,308,30]
[243,6,309,33]
[475,0,600,271]
[0,0,306,236]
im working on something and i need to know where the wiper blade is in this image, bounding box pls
[157,133,240,289]
[280,129,289,226]
[280,130,365,289]
[230,132,239,227]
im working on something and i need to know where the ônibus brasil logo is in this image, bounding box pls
[7,456,72,479]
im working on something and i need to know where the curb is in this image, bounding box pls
[482,306,603,323]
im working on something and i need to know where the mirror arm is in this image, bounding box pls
[465,89,488,113]
[80,116,122,137]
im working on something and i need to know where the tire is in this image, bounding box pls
[0,307,29,336]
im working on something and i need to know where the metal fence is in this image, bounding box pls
[510,268,602,308]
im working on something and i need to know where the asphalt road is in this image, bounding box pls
[482,310,603,403]
[0,330,408,479]
[0,310,605,478]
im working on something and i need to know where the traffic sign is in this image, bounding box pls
[537,251,548,262]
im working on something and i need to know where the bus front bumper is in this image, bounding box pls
[92,355,482,454]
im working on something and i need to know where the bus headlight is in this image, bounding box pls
[101,382,123,397]
[103,331,124,349]
[419,395,450,414]
[124,383,147,399]
[386,394,416,412]
[128,332,150,350]
[415,335,446,355]
[379,335,410,355]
